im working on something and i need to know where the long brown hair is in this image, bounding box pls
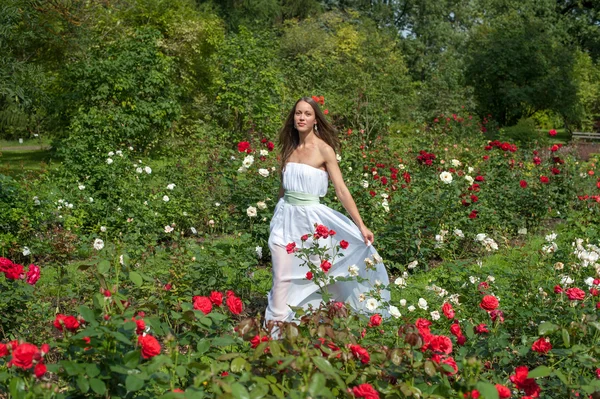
[279,97,339,169]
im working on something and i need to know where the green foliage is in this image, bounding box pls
[55,27,181,177]
[465,10,578,125]
[500,118,540,145]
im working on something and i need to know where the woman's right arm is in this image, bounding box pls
[277,184,284,200]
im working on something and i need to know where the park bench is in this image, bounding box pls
[572,131,600,141]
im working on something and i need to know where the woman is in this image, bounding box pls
[265,97,390,330]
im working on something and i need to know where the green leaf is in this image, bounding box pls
[130,271,143,287]
[311,356,335,374]
[308,373,326,396]
[538,322,559,336]
[86,363,101,378]
[553,369,568,385]
[79,305,95,323]
[528,365,552,378]
[475,382,499,399]
[90,378,106,395]
[77,375,90,393]
[123,350,141,368]
[231,383,251,399]
[561,328,571,348]
[231,357,249,373]
[197,339,211,354]
[97,260,111,275]
[126,375,145,392]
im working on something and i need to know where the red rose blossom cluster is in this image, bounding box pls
[352,383,379,399]
[416,150,436,166]
[415,318,458,375]
[531,337,552,354]
[349,344,370,364]
[53,314,81,332]
[484,140,517,152]
[314,224,336,239]
[0,257,41,285]
[0,340,50,378]
[510,365,541,397]
[236,138,274,155]
[193,290,243,316]
[311,95,325,105]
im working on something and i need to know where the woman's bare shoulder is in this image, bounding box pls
[316,140,335,159]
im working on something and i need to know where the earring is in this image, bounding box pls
[314,124,318,133]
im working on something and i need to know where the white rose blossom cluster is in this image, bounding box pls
[543,232,558,253]
[572,238,600,272]
[439,171,453,184]
[475,233,498,251]
[238,155,254,172]
[434,230,449,248]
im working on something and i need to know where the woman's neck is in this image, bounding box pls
[298,130,316,146]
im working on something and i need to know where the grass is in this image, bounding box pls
[0,138,56,178]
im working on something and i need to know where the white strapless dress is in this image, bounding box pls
[265,162,390,324]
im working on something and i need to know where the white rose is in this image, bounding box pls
[417,298,428,310]
[163,195,170,202]
[89,197,94,203]
[465,175,474,184]
[215,202,221,207]
[381,193,389,199]
[167,183,176,190]
[365,298,379,311]
[78,185,85,190]
[144,166,152,174]
[260,149,268,156]
[136,167,143,174]
[394,277,407,287]
[439,171,453,184]
[361,180,369,188]
[242,155,254,168]
[257,201,267,210]
[468,166,474,173]
[336,154,342,162]
[108,151,115,156]
[389,305,401,318]
[430,310,441,320]
[398,164,405,170]
[106,158,113,164]
[238,166,247,173]
[407,260,418,269]
[475,233,487,242]
[116,150,123,157]
[451,159,461,167]
[348,264,359,277]
[454,229,464,238]
[584,277,595,287]
[100,226,107,232]
[255,246,263,259]
[93,238,104,250]
[399,299,407,306]
[407,305,416,312]
[258,168,270,177]
[164,225,174,233]
[545,232,557,242]
[246,206,257,217]
[22,246,31,256]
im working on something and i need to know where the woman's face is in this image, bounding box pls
[294,101,316,134]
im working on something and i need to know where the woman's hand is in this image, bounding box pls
[360,226,374,246]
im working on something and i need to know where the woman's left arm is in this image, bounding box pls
[322,146,374,245]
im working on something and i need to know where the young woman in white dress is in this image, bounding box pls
[265,97,390,331]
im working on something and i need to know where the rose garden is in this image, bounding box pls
[1,1,600,398]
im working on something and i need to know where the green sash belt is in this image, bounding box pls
[283,191,320,206]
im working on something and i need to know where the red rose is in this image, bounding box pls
[369,190,376,197]
[237,141,250,152]
[0,343,7,357]
[415,318,432,331]
[551,144,559,152]
[349,344,370,364]
[449,322,462,337]
[209,291,223,306]
[483,155,489,160]
[103,289,111,298]
[25,264,40,285]
[306,271,313,280]
[320,259,332,273]
[380,176,388,185]
[596,368,600,379]
[267,141,274,151]
[368,314,382,327]
[510,365,541,397]
[138,334,161,359]
[339,240,349,249]
[495,384,511,398]
[430,335,453,354]
[520,180,528,188]
[352,383,379,399]
[457,335,467,345]
[10,343,39,369]
[474,323,489,334]
[490,309,505,323]
[34,362,46,378]
[314,224,330,239]
[301,234,309,241]
[442,303,455,319]
[549,129,557,136]
[478,281,489,292]
[192,296,213,315]
[432,355,458,375]
[468,210,478,219]
[328,229,336,236]
[132,317,145,335]
[540,175,549,184]
[0,257,13,273]
[554,285,563,293]
[590,288,599,296]
[221,371,229,377]
[82,337,91,344]
[480,295,499,311]
[470,195,479,203]
[531,337,552,354]
[565,287,585,301]
[53,314,80,332]
[250,334,269,348]
[164,283,172,291]
[226,294,243,315]
[475,175,484,182]
[285,242,297,254]
[4,263,24,280]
